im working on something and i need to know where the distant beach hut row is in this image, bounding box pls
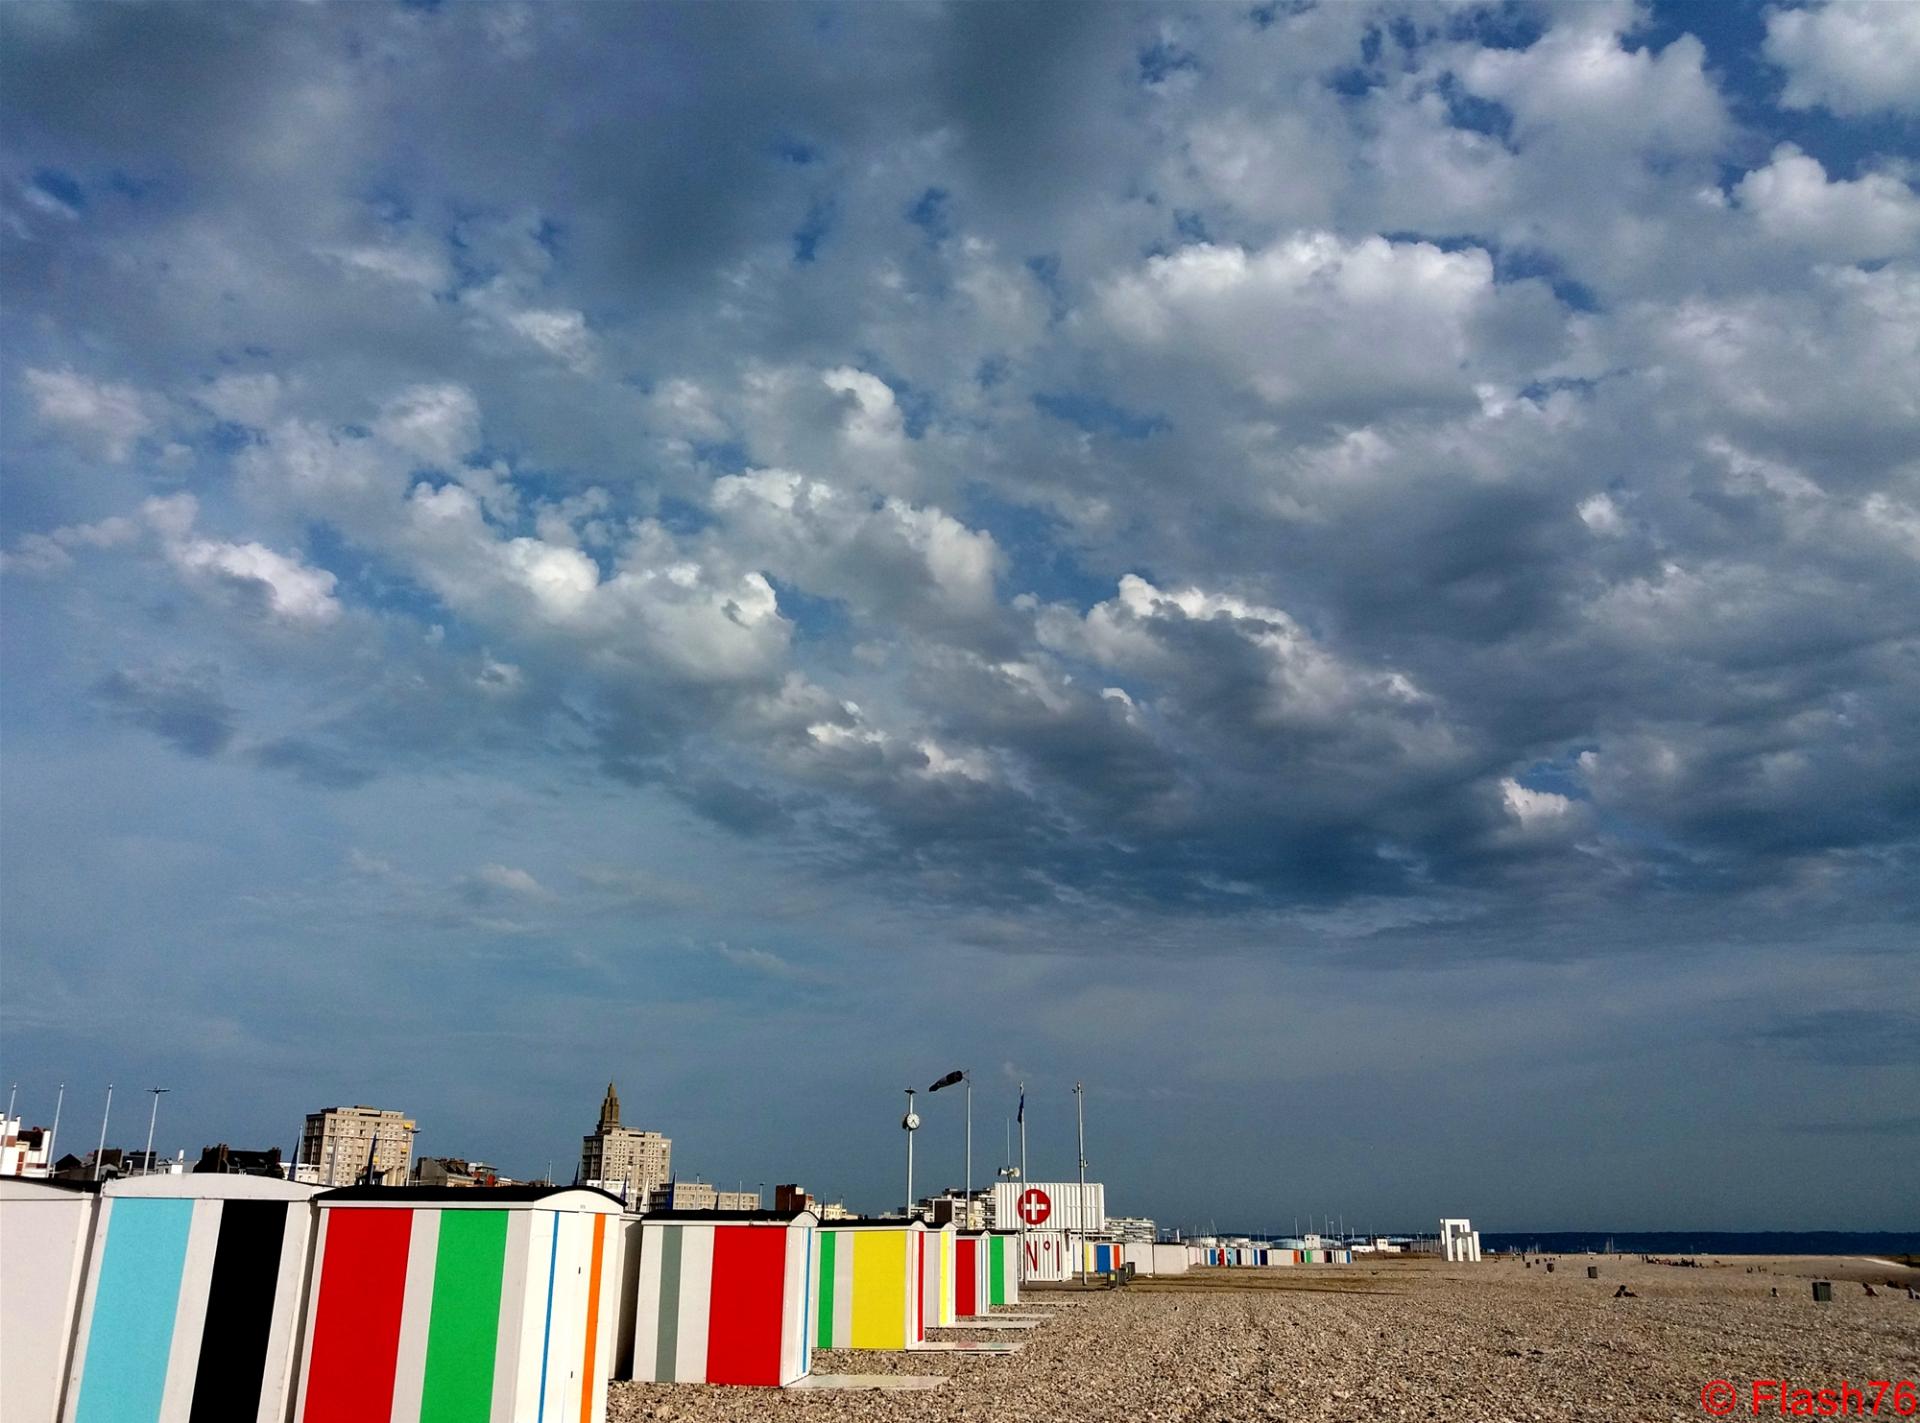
[1190,1243,1352,1267]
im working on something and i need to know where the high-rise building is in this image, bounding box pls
[578,1082,670,1198]
[298,1105,415,1186]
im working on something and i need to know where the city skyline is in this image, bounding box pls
[3,0,1917,1230]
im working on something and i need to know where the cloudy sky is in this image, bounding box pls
[3,0,1916,1231]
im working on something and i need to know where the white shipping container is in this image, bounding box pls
[991,1181,1105,1234]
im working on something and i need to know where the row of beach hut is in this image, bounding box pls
[1,1178,1031,1422]
[1191,1244,1353,1266]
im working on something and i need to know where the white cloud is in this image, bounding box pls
[474,863,547,897]
[197,372,286,427]
[2,514,140,575]
[1766,1,1920,116]
[318,240,452,292]
[505,307,598,373]
[712,941,804,979]
[1040,573,1441,742]
[374,383,482,469]
[1861,493,1920,559]
[1735,144,1920,261]
[144,493,341,624]
[399,481,789,684]
[644,378,729,439]
[713,468,1001,623]
[23,367,156,462]
[821,367,906,449]
[1096,234,1563,422]
[1500,777,1578,830]
[1578,493,1626,537]
[1456,19,1728,154]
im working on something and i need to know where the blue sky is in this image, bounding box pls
[2,0,1917,1230]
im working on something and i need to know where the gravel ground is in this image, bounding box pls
[610,1255,1920,1422]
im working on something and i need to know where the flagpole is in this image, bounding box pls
[964,1071,972,1227]
[1074,1082,1086,1284]
[143,1088,169,1176]
[1018,1082,1027,1266]
[93,1084,113,1181]
[48,1083,64,1168]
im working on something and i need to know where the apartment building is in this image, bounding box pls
[297,1105,415,1186]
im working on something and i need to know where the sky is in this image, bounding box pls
[2,0,1916,1232]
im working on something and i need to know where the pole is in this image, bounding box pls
[1074,1082,1086,1284]
[903,1088,917,1219]
[48,1083,65,1166]
[143,1088,169,1176]
[5,1083,15,1123]
[1018,1082,1028,1268]
[93,1084,114,1180]
[964,1072,972,1229]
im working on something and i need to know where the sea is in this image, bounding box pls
[1478,1232,1919,1258]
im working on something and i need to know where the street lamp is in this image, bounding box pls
[143,1088,170,1176]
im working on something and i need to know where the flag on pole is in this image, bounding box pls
[929,1069,964,1092]
[1016,1090,1024,1123]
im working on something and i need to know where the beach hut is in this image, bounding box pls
[985,1230,1020,1306]
[626,1209,815,1387]
[813,1218,924,1349]
[611,1215,645,1382]
[61,1174,316,1423]
[1021,1228,1071,1282]
[1,1179,100,1423]
[293,1185,623,1423]
[953,1229,990,1317]
[1149,1244,1188,1276]
[918,1222,956,1328]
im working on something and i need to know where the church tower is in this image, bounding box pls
[598,1081,621,1132]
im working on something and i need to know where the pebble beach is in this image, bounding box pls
[610,1254,1920,1422]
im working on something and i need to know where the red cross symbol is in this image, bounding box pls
[1018,1187,1052,1225]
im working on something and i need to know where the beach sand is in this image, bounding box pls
[609,1254,1920,1421]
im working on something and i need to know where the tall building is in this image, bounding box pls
[298,1105,415,1186]
[578,1082,670,1198]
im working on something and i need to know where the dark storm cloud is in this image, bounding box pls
[95,664,237,757]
